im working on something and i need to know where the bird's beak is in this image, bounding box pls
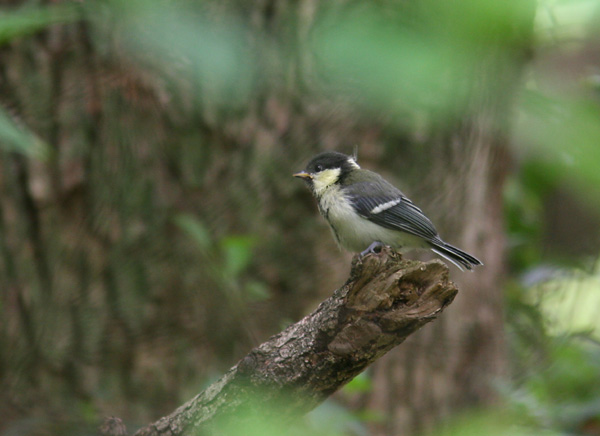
[293,171,313,180]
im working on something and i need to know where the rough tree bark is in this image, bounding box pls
[131,249,459,436]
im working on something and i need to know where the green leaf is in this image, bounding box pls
[244,280,270,302]
[220,235,256,277]
[0,4,79,46]
[173,214,212,251]
[0,108,50,159]
[343,371,373,394]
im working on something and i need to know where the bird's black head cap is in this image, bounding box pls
[305,151,358,176]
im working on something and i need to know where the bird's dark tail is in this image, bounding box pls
[429,241,483,271]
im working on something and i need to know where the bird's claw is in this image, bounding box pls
[360,241,384,257]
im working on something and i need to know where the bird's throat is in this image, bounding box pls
[312,168,341,197]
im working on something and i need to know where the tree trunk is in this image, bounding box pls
[365,3,536,434]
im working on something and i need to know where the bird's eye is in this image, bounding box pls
[315,164,323,172]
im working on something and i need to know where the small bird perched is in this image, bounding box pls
[294,151,482,271]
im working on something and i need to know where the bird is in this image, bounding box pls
[293,151,482,271]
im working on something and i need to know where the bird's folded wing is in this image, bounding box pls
[346,182,440,241]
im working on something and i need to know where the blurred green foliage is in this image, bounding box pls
[534,266,600,337]
[342,371,373,395]
[517,91,600,206]
[504,163,547,271]
[188,395,368,436]
[175,213,269,303]
[0,3,78,46]
[515,0,600,209]
[0,107,49,158]
[504,331,600,434]
[110,0,255,108]
[428,410,560,436]
[312,0,534,120]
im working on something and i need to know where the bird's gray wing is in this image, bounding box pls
[345,181,440,241]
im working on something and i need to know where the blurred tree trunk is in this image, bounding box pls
[365,5,536,435]
[367,117,513,436]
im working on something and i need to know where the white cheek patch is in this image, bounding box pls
[313,168,341,196]
[370,198,401,214]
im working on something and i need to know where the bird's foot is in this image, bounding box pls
[360,241,385,257]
